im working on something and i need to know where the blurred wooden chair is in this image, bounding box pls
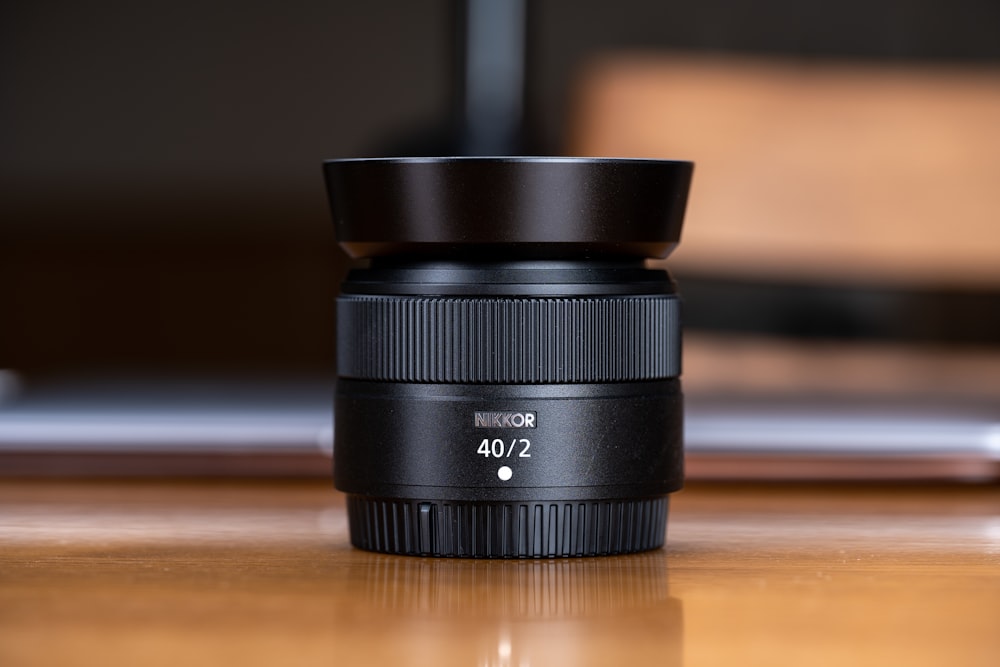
[570,55,1000,403]
[570,55,1000,288]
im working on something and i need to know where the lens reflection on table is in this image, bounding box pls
[348,551,682,667]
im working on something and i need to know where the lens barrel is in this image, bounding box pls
[325,157,693,558]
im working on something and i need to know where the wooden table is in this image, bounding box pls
[1,480,998,666]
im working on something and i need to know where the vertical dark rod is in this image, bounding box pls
[454,0,529,155]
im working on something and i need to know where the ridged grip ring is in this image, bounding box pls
[337,295,681,383]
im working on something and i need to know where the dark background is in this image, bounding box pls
[3,0,999,378]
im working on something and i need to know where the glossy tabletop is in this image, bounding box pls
[1,480,998,666]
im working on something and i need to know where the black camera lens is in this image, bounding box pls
[324,157,693,558]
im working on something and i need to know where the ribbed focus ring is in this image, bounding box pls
[337,295,680,383]
[346,496,669,558]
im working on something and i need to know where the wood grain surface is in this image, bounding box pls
[1,480,998,666]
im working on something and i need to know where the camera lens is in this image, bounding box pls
[324,157,693,558]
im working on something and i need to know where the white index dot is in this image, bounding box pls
[497,466,513,481]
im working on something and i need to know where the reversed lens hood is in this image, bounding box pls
[323,157,693,260]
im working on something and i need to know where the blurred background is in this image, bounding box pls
[2,0,999,478]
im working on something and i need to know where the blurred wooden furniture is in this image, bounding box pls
[571,56,1000,287]
[2,480,998,666]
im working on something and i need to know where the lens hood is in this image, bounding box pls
[323,157,693,260]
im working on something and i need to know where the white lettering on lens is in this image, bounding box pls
[477,438,531,459]
[473,411,536,428]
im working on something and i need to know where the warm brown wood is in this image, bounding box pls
[0,481,1000,666]
[1,480,998,666]
[571,56,1000,287]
